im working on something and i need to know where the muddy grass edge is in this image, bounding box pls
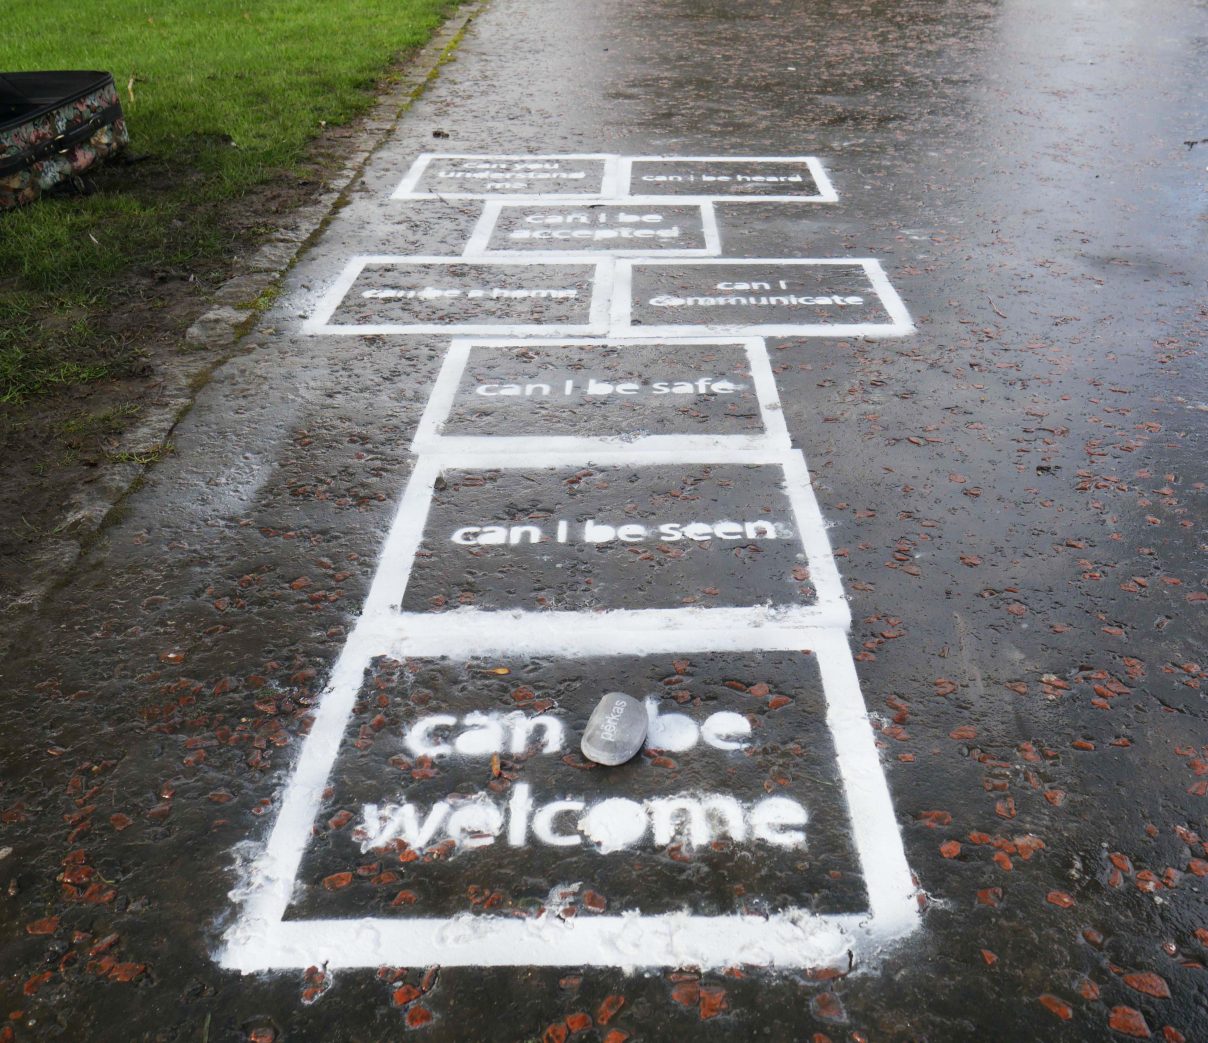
[0,1,488,653]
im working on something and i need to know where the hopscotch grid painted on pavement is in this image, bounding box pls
[221,154,919,973]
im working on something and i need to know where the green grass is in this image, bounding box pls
[0,0,459,402]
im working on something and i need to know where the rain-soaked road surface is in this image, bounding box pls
[2,0,1206,1039]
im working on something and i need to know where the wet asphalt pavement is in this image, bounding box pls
[2,0,1206,1039]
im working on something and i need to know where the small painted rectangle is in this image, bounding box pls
[412,338,787,453]
[465,202,720,256]
[614,259,914,337]
[303,256,610,336]
[399,460,821,615]
[624,156,837,202]
[283,649,867,923]
[392,154,615,199]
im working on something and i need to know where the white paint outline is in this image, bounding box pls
[611,258,915,338]
[410,336,790,454]
[222,152,923,973]
[389,448,850,635]
[390,153,839,204]
[391,153,621,200]
[462,201,722,258]
[301,255,614,337]
[219,628,915,972]
[219,442,919,971]
[620,155,839,203]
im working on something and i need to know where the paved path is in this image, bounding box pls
[2,0,1205,1039]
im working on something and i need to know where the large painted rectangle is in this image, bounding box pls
[283,650,868,923]
[412,338,788,454]
[221,629,916,970]
[399,461,824,616]
[303,256,610,336]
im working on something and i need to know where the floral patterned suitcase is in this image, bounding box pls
[0,70,129,210]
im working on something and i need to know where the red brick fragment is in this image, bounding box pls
[89,933,119,956]
[108,962,146,982]
[1162,1027,1186,1042]
[1135,870,1162,893]
[950,725,978,741]
[810,991,846,1023]
[977,888,1003,907]
[405,1005,433,1028]
[26,916,59,935]
[940,840,961,859]
[596,994,625,1025]
[1078,978,1101,1000]
[542,1023,568,1043]
[392,984,421,1006]
[918,810,952,828]
[322,872,353,890]
[1122,972,1170,999]
[980,949,997,966]
[602,1032,629,1043]
[23,971,53,996]
[1047,890,1075,908]
[1015,834,1046,860]
[110,813,133,831]
[565,1012,592,1032]
[1039,994,1073,1021]
[80,883,117,904]
[670,982,700,1007]
[1109,1006,1151,1038]
[699,986,728,1020]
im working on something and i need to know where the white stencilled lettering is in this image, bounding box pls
[450,517,787,546]
[403,710,565,759]
[358,790,808,854]
[470,374,744,399]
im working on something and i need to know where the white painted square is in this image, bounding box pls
[219,627,916,971]
[463,201,723,258]
[389,450,851,638]
[302,255,613,337]
[621,156,839,203]
[410,337,790,455]
[612,258,915,338]
[392,153,621,200]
